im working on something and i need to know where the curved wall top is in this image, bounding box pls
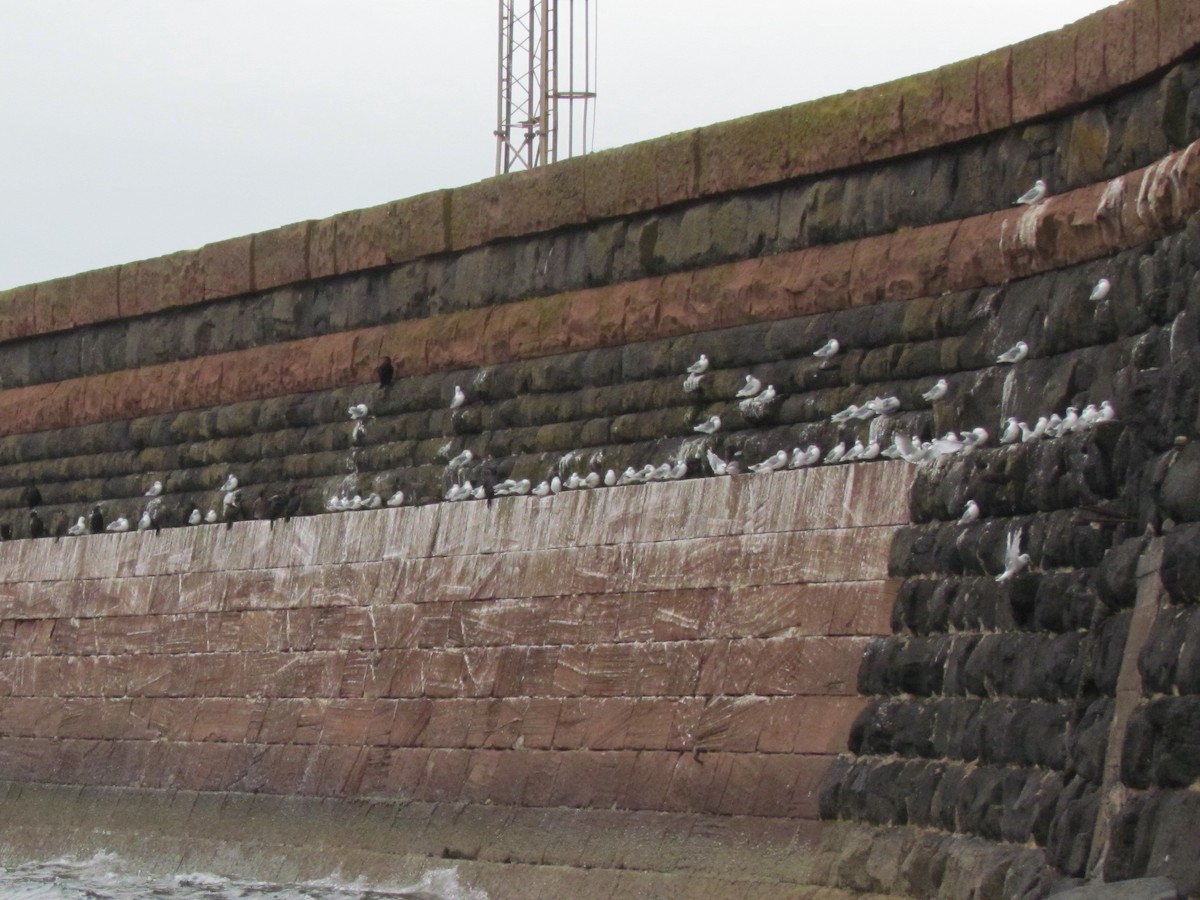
[2,0,1197,342]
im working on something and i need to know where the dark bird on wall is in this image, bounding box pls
[28,510,46,540]
[51,514,67,542]
[89,505,104,534]
[251,491,269,521]
[480,458,498,507]
[20,485,41,509]
[377,356,394,388]
[283,488,303,521]
[0,524,13,541]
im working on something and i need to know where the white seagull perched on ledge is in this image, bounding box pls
[813,338,840,359]
[693,415,721,435]
[1090,278,1111,301]
[450,385,466,409]
[347,403,368,420]
[106,517,130,533]
[1015,179,1048,205]
[921,379,948,402]
[686,354,710,375]
[959,500,981,524]
[735,375,762,398]
[219,474,238,493]
[996,341,1029,364]
[749,450,788,474]
[144,480,163,497]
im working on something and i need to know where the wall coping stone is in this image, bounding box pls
[1,0,1197,341]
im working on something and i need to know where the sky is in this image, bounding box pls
[0,1,1116,290]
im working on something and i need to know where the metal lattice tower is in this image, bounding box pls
[496,0,597,175]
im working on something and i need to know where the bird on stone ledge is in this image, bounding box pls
[376,356,394,389]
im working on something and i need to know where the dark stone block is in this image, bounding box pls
[1096,535,1150,610]
[1104,791,1154,884]
[931,697,984,762]
[1162,523,1200,605]
[1139,607,1189,695]
[1068,698,1113,785]
[817,753,853,819]
[1161,442,1200,524]
[1046,776,1098,878]
[1127,697,1200,789]
[1090,610,1133,696]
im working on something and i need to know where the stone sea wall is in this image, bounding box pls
[0,1,1199,896]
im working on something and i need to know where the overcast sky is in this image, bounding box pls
[0,1,1114,290]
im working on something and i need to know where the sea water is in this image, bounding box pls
[0,852,488,899]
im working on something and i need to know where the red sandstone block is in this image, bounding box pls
[785,755,835,820]
[704,752,755,816]
[389,698,434,746]
[654,129,698,207]
[886,221,955,302]
[200,235,253,301]
[519,750,561,808]
[31,276,67,335]
[519,698,562,750]
[322,699,396,746]
[945,212,1007,291]
[458,748,504,804]
[787,93,864,177]
[562,283,628,353]
[333,203,392,274]
[693,697,768,754]
[1103,4,1138,89]
[383,189,450,262]
[252,220,310,290]
[639,642,706,698]
[446,176,503,252]
[117,250,203,318]
[804,241,854,315]
[1011,31,1049,123]
[308,214,338,280]
[413,748,468,802]
[465,697,528,749]
[749,636,866,696]
[1074,15,1109,99]
[582,140,660,221]
[1133,1,1161,78]
[847,233,892,308]
[625,700,677,752]
[1158,0,1200,67]
[618,750,674,811]
[0,285,31,343]
[976,48,1013,134]
[427,307,494,370]
[190,698,260,742]
[554,698,633,750]
[857,80,906,162]
[661,751,719,814]
[696,107,790,197]
[483,748,537,806]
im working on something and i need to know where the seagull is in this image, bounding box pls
[350,419,367,444]
[694,415,721,435]
[106,517,131,533]
[740,384,777,416]
[963,427,989,450]
[831,404,862,424]
[749,450,789,474]
[1015,179,1047,205]
[813,338,840,359]
[707,449,730,475]
[686,354,710,375]
[921,379,948,402]
[448,449,474,468]
[649,463,673,482]
[222,488,242,516]
[735,375,762,398]
[1096,400,1116,423]
[859,440,882,461]
[204,509,218,523]
[959,500,981,524]
[550,475,563,493]
[347,403,368,420]
[1058,407,1081,434]
[450,386,466,409]
[144,481,163,498]
[585,472,602,489]
[1078,404,1101,428]
[996,341,1029,364]
[532,481,551,497]
[996,528,1032,582]
[890,433,927,464]
[67,517,87,537]
[667,460,689,480]
[376,356,394,388]
[604,470,617,487]
[1090,278,1111,301]
[843,440,866,462]
[565,473,585,490]
[1000,418,1022,444]
[866,396,901,416]
[824,442,847,464]
[1045,413,1064,437]
[136,508,155,532]
[219,474,239,493]
[1021,417,1049,442]
[386,490,405,507]
[790,445,821,468]
[188,507,203,525]
[682,373,704,393]
[930,433,965,457]
[511,479,531,495]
